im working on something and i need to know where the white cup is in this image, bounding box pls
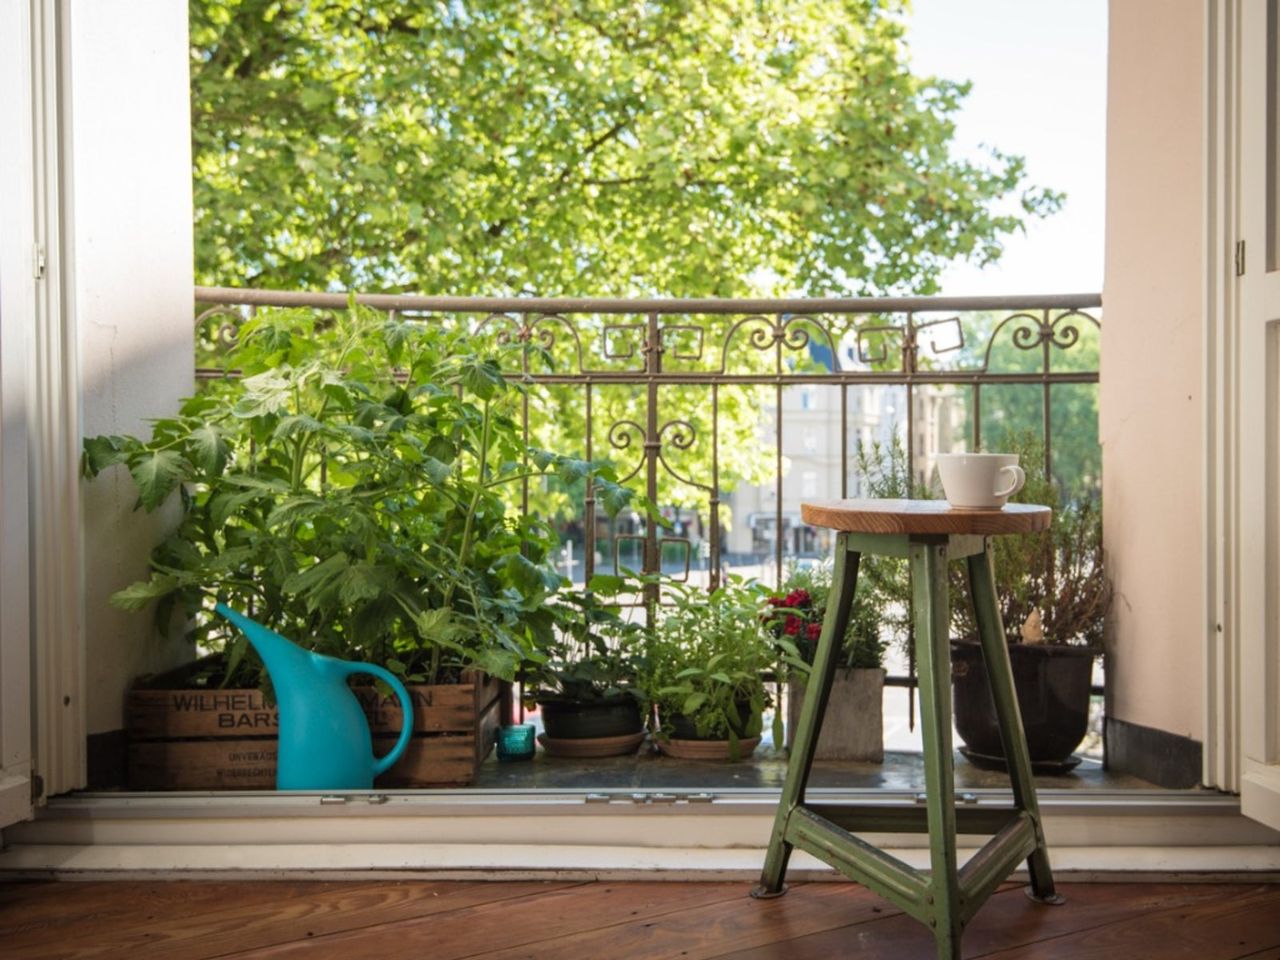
[936,453,1025,510]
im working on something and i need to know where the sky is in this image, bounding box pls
[904,0,1107,296]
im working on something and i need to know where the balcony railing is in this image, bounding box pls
[194,288,1101,714]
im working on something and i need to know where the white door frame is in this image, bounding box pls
[0,0,87,822]
[1205,0,1280,828]
[1204,0,1241,796]
[1236,0,1280,829]
[0,0,40,828]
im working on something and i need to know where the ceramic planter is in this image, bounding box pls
[951,639,1096,772]
[536,695,646,758]
[786,667,885,762]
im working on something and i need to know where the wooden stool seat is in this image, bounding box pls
[801,498,1051,536]
[754,498,1062,960]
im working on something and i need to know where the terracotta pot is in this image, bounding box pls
[657,736,761,761]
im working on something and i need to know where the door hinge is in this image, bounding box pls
[30,774,44,803]
[32,244,46,280]
[1235,239,1246,277]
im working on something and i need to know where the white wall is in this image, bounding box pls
[1102,0,1204,743]
[69,1,196,736]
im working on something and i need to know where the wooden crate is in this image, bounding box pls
[126,672,503,790]
[356,671,504,788]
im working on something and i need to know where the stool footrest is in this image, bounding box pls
[809,802,1023,836]
[957,812,1038,924]
[786,806,932,921]
[784,803,1039,927]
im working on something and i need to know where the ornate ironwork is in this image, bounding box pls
[194,289,1102,695]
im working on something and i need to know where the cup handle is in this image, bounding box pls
[995,465,1025,500]
[341,662,415,777]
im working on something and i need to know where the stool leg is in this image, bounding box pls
[967,541,1064,905]
[753,538,860,899]
[911,542,962,959]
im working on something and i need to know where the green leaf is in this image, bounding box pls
[339,563,394,606]
[265,496,328,528]
[273,415,324,440]
[232,370,293,418]
[598,481,635,519]
[129,450,189,511]
[221,635,249,689]
[499,553,562,596]
[681,692,707,716]
[469,647,519,682]
[110,574,180,611]
[460,358,505,400]
[421,456,452,486]
[405,606,471,645]
[553,457,591,486]
[209,490,261,528]
[83,435,131,477]
[282,552,349,597]
[188,424,230,475]
[586,574,626,594]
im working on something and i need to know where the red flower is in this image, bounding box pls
[783,615,802,636]
[767,596,784,607]
[806,622,822,641]
[783,589,812,608]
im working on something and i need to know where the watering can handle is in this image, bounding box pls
[339,663,415,778]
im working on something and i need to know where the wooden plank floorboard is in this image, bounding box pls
[9,881,579,960]
[3,879,1277,960]
[0,881,363,948]
[712,882,1247,960]
[466,880,900,960]
[220,881,748,960]
[981,885,1280,960]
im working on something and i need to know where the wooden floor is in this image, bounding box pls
[2,878,1279,959]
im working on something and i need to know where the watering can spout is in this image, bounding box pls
[214,602,312,687]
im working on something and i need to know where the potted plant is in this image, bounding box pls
[522,574,648,757]
[772,436,918,763]
[948,434,1109,772]
[85,300,639,788]
[773,563,888,762]
[642,577,804,761]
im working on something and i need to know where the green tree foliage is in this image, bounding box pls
[190,0,1060,296]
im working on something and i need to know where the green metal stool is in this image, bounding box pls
[753,498,1062,960]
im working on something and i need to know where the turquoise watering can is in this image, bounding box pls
[215,604,414,791]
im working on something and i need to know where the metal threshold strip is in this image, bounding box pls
[46,785,1238,818]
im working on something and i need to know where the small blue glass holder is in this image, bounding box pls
[496,723,536,762]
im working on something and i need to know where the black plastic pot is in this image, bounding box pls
[667,699,757,741]
[951,639,1096,772]
[538,695,643,740]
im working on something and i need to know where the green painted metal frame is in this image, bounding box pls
[753,532,1062,960]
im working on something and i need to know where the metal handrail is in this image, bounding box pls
[196,285,1100,315]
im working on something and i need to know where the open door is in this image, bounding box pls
[1238,0,1280,831]
[0,0,38,830]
